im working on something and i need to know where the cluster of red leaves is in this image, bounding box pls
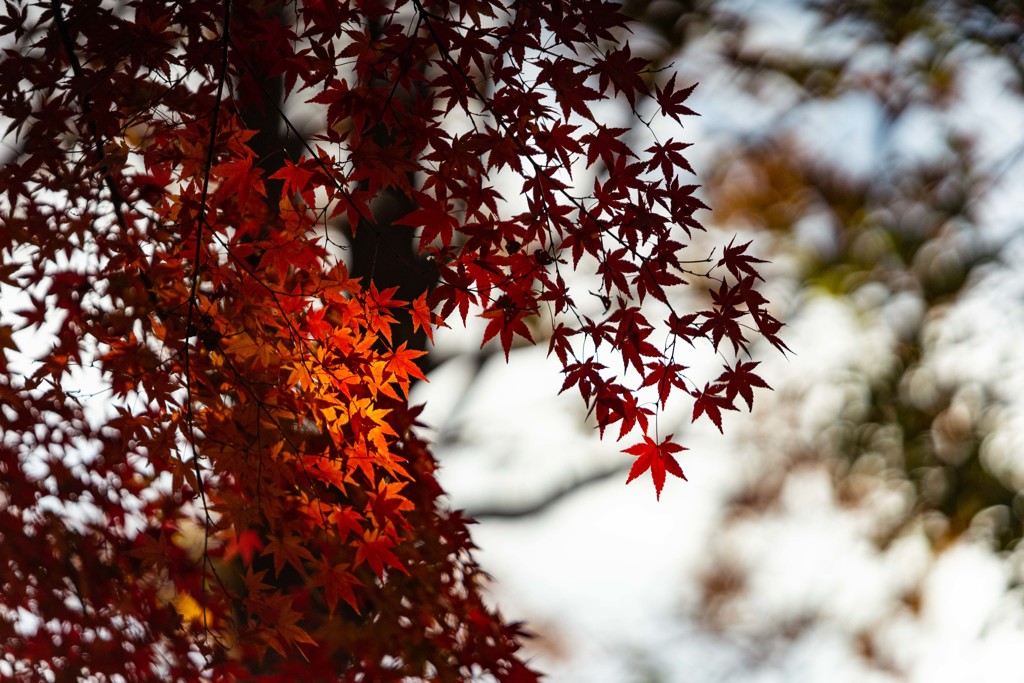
[0,0,781,679]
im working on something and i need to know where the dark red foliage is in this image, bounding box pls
[0,0,781,678]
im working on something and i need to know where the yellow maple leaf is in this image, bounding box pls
[172,590,211,627]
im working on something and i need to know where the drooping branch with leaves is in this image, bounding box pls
[0,0,781,678]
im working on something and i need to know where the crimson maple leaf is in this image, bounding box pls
[268,158,315,199]
[642,360,690,409]
[222,528,264,565]
[654,73,698,123]
[717,237,767,281]
[646,139,694,179]
[480,297,536,361]
[717,360,771,411]
[691,383,738,433]
[624,434,687,499]
[214,156,266,211]
[595,45,649,107]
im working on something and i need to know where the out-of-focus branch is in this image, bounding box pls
[465,462,630,520]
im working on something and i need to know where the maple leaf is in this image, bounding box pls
[268,158,315,199]
[595,45,649,107]
[222,528,264,565]
[667,312,701,345]
[355,531,408,579]
[581,125,635,168]
[596,248,639,299]
[646,139,695,179]
[615,391,654,440]
[655,74,699,123]
[241,565,273,599]
[547,322,579,365]
[642,360,690,409]
[691,383,738,433]
[383,343,428,399]
[409,292,437,343]
[262,534,316,579]
[13,295,49,332]
[701,280,750,353]
[369,480,415,527]
[480,297,536,361]
[535,122,584,169]
[214,155,266,211]
[329,506,365,543]
[537,57,602,121]
[310,558,361,616]
[717,360,772,411]
[717,237,767,281]
[433,262,478,323]
[263,595,318,653]
[560,359,607,405]
[624,434,687,500]
[632,262,685,304]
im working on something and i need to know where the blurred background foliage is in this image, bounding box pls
[614,0,1024,674]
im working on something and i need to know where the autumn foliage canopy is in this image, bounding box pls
[0,0,783,679]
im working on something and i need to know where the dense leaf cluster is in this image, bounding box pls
[0,0,779,678]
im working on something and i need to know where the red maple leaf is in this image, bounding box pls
[268,158,315,199]
[595,45,649,107]
[717,237,767,281]
[222,528,264,565]
[559,358,607,404]
[480,297,536,361]
[642,360,690,409]
[691,383,738,433]
[214,156,266,211]
[408,292,436,342]
[355,531,408,579]
[717,360,772,411]
[581,124,634,168]
[624,434,687,499]
[654,73,699,123]
[646,139,695,179]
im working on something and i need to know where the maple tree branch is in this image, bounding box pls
[49,0,194,319]
[4,0,787,675]
[465,462,630,520]
[411,0,704,365]
[179,0,232,639]
[225,35,421,272]
[51,0,129,233]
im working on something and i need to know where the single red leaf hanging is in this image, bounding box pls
[623,434,687,499]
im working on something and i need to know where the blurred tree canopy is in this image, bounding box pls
[610,0,1024,673]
